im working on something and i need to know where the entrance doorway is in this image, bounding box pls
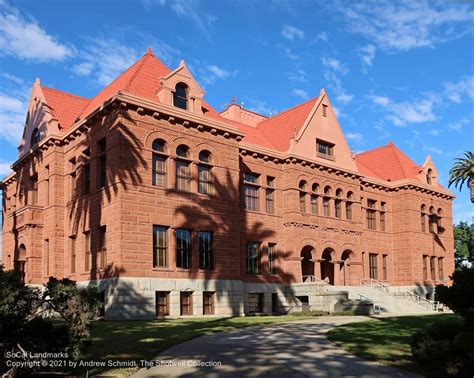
[301,246,314,282]
[320,248,334,285]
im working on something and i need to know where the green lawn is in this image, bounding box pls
[327,314,462,377]
[75,314,316,376]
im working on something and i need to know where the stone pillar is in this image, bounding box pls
[169,290,181,317]
[193,290,203,315]
[332,260,343,285]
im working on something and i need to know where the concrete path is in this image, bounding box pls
[133,316,421,378]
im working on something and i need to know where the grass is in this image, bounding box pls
[327,314,462,376]
[74,314,316,376]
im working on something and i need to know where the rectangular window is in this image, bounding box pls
[422,255,428,280]
[382,255,388,281]
[268,243,276,275]
[30,175,38,205]
[243,173,260,211]
[198,165,212,195]
[152,155,167,187]
[44,239,50,276]
[299,192,306,212]
[97,138,106,188]
[203,292,215,315]
[246,242,260,274]
[430,256,436,281]
[45,165,49,206]
[199,231,213,270]
[310,194,318,214]
[438,258,444,280]
[369,253,378,280]
[153,226,168,268]
[98,226,107,270]
[176,160,191,191]
[429,214,436,233]
[155,291,170,316]
[265,177,275,214]
[367,200,376,230]
[335,199,341,218]
[83,163,91,195]
[248,293,264,313]
[323,197,330,216]
[70,236,76,274]
[421,213,426,232]
[84,231,90,272]
[380,212,386,231]
[180,292,193,316]
[346,202,352,220]
[176,229,191,269]
[316,139,334,158]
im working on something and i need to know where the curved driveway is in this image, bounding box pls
[133,316,421,378]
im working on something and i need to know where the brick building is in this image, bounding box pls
[1,49,454,318]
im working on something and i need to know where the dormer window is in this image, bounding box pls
[316,139,334,159]
[426,169,433,184]
[30,128,40,148]
[173,83,188,110]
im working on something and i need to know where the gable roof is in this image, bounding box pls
[256,97,318,151]
[355,141,421,181]
[41,86,89,130]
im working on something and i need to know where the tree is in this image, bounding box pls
[454,222,474,266]
[0,266,100,376]
[449,151,474,203]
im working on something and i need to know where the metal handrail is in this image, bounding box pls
[355,293,381,314]
[360,278,390,293]
[394,291,439,311]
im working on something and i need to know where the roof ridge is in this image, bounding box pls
[356,143,391,157]
[257,96,318,126]
[42,85,89,101]
[123,53,152,93]
[390,143,417,178]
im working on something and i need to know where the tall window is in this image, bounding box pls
[173,83,188,110]
[246,242,260,274]
[84,231,90,272]
[203,292,215,315]
[334,199,341,218]
[155,291,170,316]
[97,138,106,188]
[30,128,41,147]
[265,176,275,214]
[421,205,426,232]
[199,231,213,270]
[45,165,49,206]
[30,175,38,205]
[438,258,444,280]
[429,207,436,233]
[152,139,167,187]
[346,191,353,220]
[369,253,377,279]
[70,236,76,274]
[426,169,433,184]
[430,256,436,281]
[367,200,376,230]
[176,145,191,191]
[180,292,193,315]
[176,229,191,269]
[98,226,107,269]
[153,226,168,267]
[323,186,331,217]
[243,173,260,211]
[198,150,213,195]
[311,183,319,215]
[83,163,91,195]
[299,180,307,212]
[382,255,388,281]
[380,202,386,231]
[422,255,428,280]
[268,243,276,275]
[316,139,334,158]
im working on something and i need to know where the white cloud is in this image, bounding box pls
[422,145,444,156]
[0,161,13,176]
[0,92,28,144]
[0,9,73,62]
[346,132,364,144]
[201,64,237,85]
[281,25,305,40]
[321,57,348,75]
[369,93,439,126]
[337,1,473,52]
[72,62,94,76]
[443,76,474,103]
[448,118,470,131]
[2,73,25,85]
[359,44,376,68]
[244,98,278,117]
[170,0,216,41]
[317,32,328,41]
[324,72,353,104]
[292,89,309,99]
[288,69,307,83]
[282,47,299,60]
[428,129,440,136]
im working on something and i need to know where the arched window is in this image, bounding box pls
[428,206,436,233]
[310,183,319,215]
[323,186,331,217]
[152,139,168,187]
[30,128,41,148]
[173,83,188,110]
[346,191,353,220]
[420,205,426,232]
[426,169,433,184]
[437,208,444,234]
[335,189,343,218]
[299,180,307,212]
[198,150,213,195]
[176,145,191,191]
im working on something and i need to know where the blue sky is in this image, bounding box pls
[0,0,473,224]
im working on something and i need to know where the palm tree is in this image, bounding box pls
[449,151,474,203]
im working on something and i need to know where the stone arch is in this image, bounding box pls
[295,238,318,259]
[340,249,355,286]
[300,246,315,282]
[171,136,195,159]
[195,142,221,166]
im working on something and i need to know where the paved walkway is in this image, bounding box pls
[133,315,422,378]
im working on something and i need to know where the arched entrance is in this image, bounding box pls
[301,246,315,282]
[321,248,334,285]
[14,244,26,283]
[340,250,353,286]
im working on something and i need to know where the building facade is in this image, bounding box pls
[1,49,455,318]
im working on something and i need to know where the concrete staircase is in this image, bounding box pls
[334,285,441,314]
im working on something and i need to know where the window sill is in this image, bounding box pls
[316,152,336,161]
[152,267,174,272]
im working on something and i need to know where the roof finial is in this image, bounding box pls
[145,47,153,56]
[387,140,394,146]
[35,77,41,85]
[231,96,237,104]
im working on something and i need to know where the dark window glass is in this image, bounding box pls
[176,229,191,268]
[30,128,41,147]
[323,197,330,216]
[369,253,378,279]
[199,150,211,163]
[299,191,306,212]
[246,242,260,274]
[248,293,264,313]
[380,212,386,231]
[152,155,167,187]
[203,292,215,315]
[310,194,318,214]
[346,202,352,220]
[438,258,444,280]
[244,185,259,211]
[244,173,259,184]
[316,139,334,157]
[176,145,190,158]
[199,231,213,270]
[422,255,428,280]
[268,243,276,275]
[180,292,193,315]
[176,160,191,191]
[335,199,341,218]
[367,200,376,230]
[198,165,212,194]
[83,163,91,195]
[430,256,436,281]
[156,291,170,316]
[173,83,188,110]
[153,226,168,267]
[266,189,275,214]
[382,255,387,281]
[152,139,166,153]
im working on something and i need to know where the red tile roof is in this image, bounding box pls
[41,87,89,130]
[355,142,421,181]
